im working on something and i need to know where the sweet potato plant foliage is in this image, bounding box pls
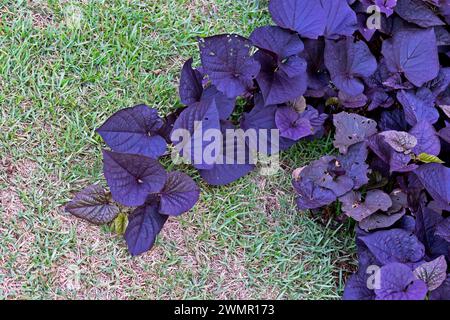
[66,0,450,300]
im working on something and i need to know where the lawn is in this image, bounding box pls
[0,0,356,299]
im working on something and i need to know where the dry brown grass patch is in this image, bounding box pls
[0,157,39,298]
[186,0,219,17]
[48,211,207,299]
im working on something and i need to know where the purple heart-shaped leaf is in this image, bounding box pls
[97,105,167,159]
[102,150,167,207]
[159,172,200,216]
[65,184,119,225]
[124,204,168,256]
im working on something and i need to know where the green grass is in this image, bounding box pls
[0,0,356,299]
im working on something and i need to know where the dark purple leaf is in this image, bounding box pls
[159,172,200,216]
[413,256,447,291]
[436,218,450,242]
[379,109,408,132]
[201,86,236,120]
[319,168,354,197]
[300,106,328,136]
[97,105,167,159]
[367,133,417,173]
[430,276,450,300]
[415,206,450,260]
[363,58,392,90]
[321,0,357,39]
[179,58,203,105]
[380,13,415,35]
[397,89,439,126]
[423,0,444,6]
[199,34,260,98]
[279,55,307,79]
[158,107,186,143]
[102,150,167,207]
[343,271,376,300]
[428,200,450,214]
[293,160,352,210]
[382,29,440,87]
[379,130,417,154]
[179,58,235,120]
[439,125,450,144]
[395,0,444,28]
[338,142,370,189]
[441,1,450,24]
[124,204,168,256]
[357,237,382,270]
[292,156,356,210]
[357,12,376,42]
[240,94,296,154]
[343,253,381,301]
[359,210,406,232]
[425,68,450,98]
[255,51,308,106]
[333,112,378,154]
[415,164,450,205]
[390,152,417,172]
[404,173,426,212]
[65,184,119,225]
[199,121,255,186]
[410,121,441,156]
[268,0,327,39]
[275,106,313,141]
[301,156,355,196]
[387,189,408,214]
[435,25,450,46]
[360,229,425,264]
[338,91,368,109]
[375,263,428,300]
[249,26,304,59]
[383,73,414,90]
[325,37,377,96]
[367,89,395,111]
[171,98,221,170]
[293,179,337,210]
[363,62,398,110]
[399,215,416,233]
[300,38,332,98]
[340,190,392,221]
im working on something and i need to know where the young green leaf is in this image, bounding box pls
[112,212,129,235]
[417,153,445,164]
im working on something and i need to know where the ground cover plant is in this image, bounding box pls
[2,0,357,300]
[282,0,450,300]
[66,3,331,256]
[54,0,450,300]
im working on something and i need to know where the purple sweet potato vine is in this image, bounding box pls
[66,0,450,299]
[284,0,450,300]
